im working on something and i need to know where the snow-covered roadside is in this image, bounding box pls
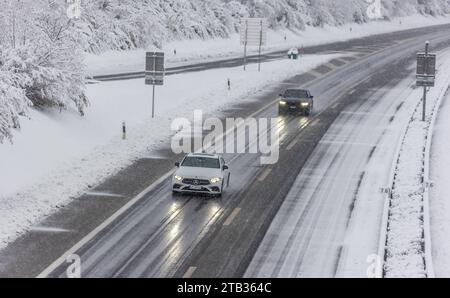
[383,50,450,278]
[430,71,450,278]
[0,54,341,249]
[85,14,450,77]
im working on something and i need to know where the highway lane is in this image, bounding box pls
[245,78,419,278]
[41,29,450,278]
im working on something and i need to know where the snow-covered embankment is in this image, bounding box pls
[383,50,450,278]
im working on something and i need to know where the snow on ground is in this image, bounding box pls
[430,72,450,278]
[85,14,450,77]
[0,53,341,249]
[336,79,421,278]
[383,50,450,278]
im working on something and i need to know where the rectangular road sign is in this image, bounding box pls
[240,18,267,46]
[145,73,164,86]
[145,52,165,85]
[416,75,435,87]
[417,53,436,76]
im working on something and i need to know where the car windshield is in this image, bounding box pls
[284,90,308,98]
[181,156,220,169]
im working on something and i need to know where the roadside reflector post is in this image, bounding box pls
[122,121,126,140]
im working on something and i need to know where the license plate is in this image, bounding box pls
[290,106,297,109]
[191,186,202,190]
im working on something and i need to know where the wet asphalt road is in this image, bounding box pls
[1,24,450,278]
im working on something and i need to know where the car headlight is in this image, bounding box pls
[279,101,287,105]
[210,177,222,184]
[301,102,310,107]
[174,175,183,181]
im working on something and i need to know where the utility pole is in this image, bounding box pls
[423,41,429,122]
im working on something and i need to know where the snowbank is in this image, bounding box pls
[430,68,450,278]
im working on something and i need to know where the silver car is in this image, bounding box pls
[172,153,230,197]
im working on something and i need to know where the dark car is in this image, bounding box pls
[278,89,314,116]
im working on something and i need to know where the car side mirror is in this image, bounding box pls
[223,165,229,171]
[310,96,314,99]
[175,162,180,167]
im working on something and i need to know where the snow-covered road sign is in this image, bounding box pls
[416,53,436,87]
[240,18,267,46]
[240,18,268,71]
[145,52,165,86]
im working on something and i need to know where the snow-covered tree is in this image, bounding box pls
[0,0,87,142]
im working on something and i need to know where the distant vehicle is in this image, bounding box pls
[278,89,314,116]
[172,153,230,197]
[287,48,299,59]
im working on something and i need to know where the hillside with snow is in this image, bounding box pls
[77,0,450,53]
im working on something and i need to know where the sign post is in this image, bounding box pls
[258,19,264,72]
[145,52,165,118]
[240,18,267,71]
[243,19,248,71]
[416,42,436,122]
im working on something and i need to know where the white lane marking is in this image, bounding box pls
[319,140,380,147]
[183,267,197,278]
[332,102,340,110]
[308,70,323,78]
[335,58,349,65]
[286,120,319,150]
[223,208,242,227]
[348,89,356,95]
[311,119,321,127]
[258,168,272,182]
[268,82,297,86]
[286,138,298,151]
[85,192,124,198]
[325,63,337,70]
[31,226,71,233]
[340,111,389,117]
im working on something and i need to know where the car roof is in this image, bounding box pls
[285,88,309,92]
[186,153,220,159]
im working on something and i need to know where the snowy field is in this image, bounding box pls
[0,54,341,248]
[86,15,450,77]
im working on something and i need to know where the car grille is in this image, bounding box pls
[182,178,210,186]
